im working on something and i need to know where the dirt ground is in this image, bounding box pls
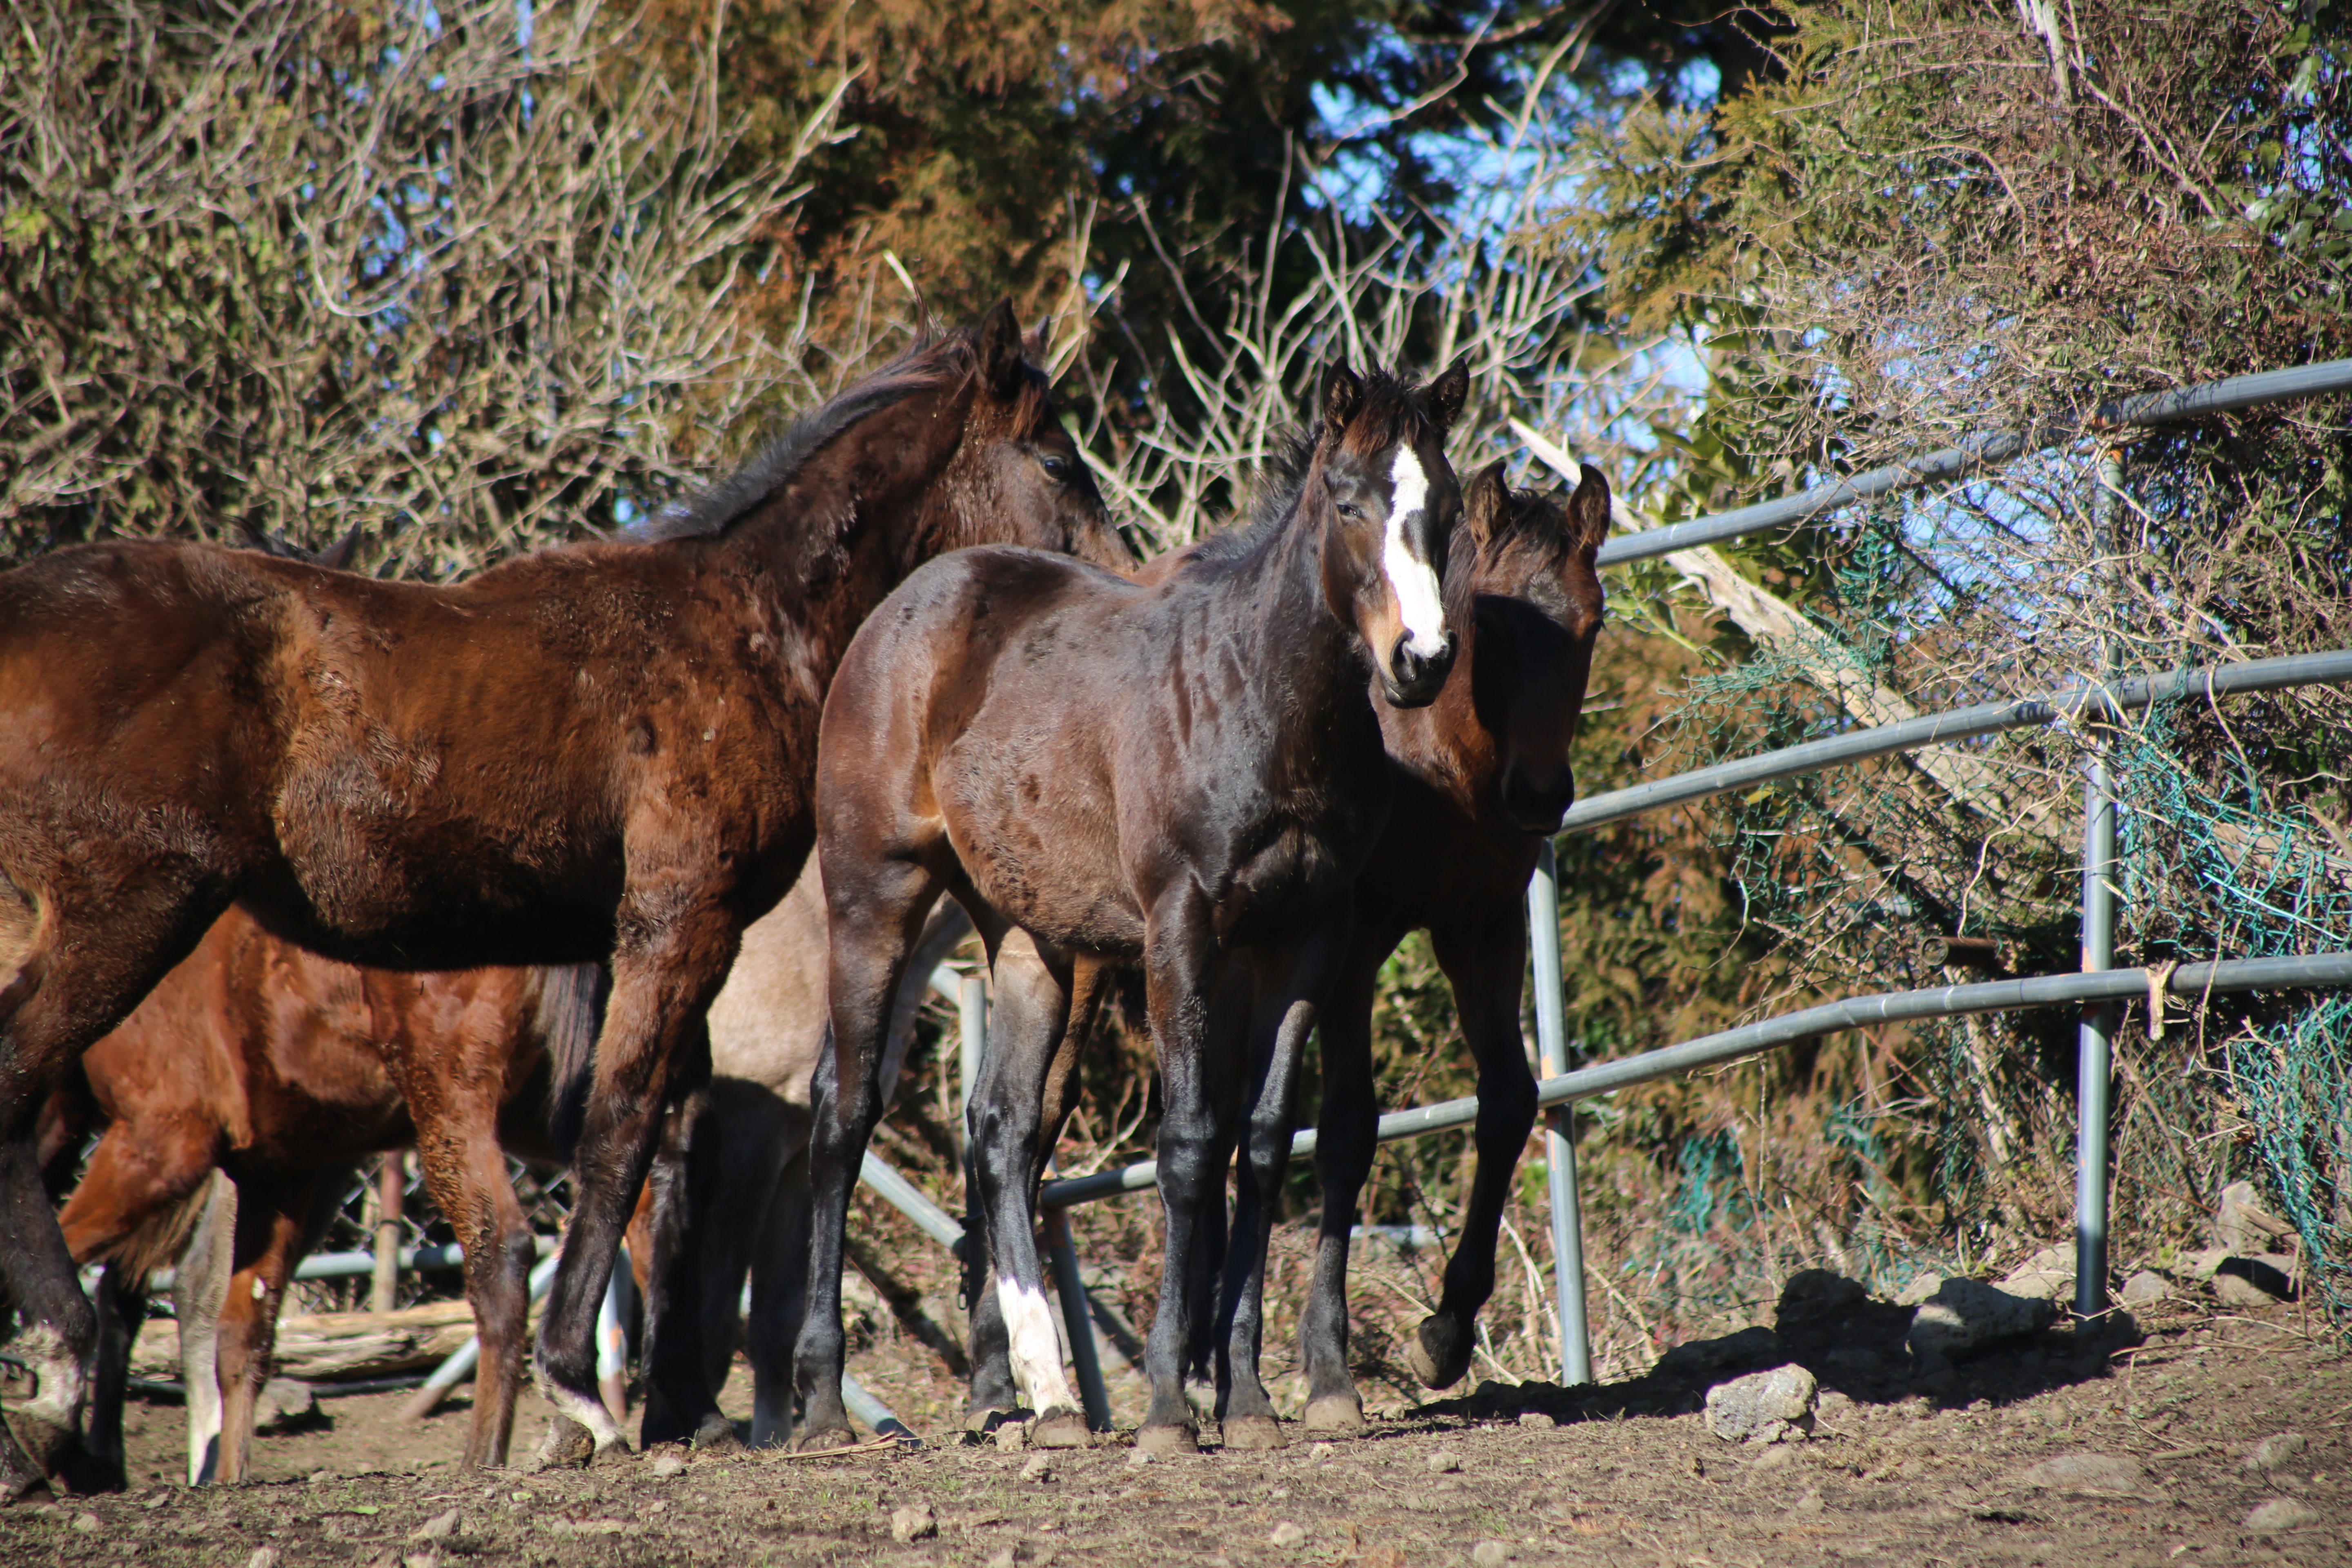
[6,1275,2348,1568]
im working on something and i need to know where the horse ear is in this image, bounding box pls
[1423,356,1470,435]
[976,297,1027,392]
[1321,361,1363,437]
[1570,463,1613,555]
[314,523,366,572]
[1465,461,1509,548]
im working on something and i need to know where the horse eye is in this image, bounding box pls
[1335,501,1363,519]
[1038,453,1070,480]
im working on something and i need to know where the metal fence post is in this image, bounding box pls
[2075,445,2125,1325]
[1528,838,1592,1385]
[1044,1206,1111,1430]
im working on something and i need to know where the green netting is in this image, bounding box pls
[2110,704,2352,1316]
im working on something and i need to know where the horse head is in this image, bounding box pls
[924,299,1128,571]
[1451,459,1610,834]
[1309,357,1470,708]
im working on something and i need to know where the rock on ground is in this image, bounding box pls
[1907,1277,2053,1359]
[889,1503,937,1542]
[1704,1364,1818,1443]
[1997,1245,2075,1303]
[2242,1432,2309,1471]
[2214,1254,2300,1306]
[1270,1521,1307,1548]
[2013,1452,2147,1492]
[2215,1181,2294,1254]
[2120,1270,2170,1307]
[2244,1497,2320,1532]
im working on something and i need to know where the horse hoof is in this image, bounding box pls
[691,1415,744,1457]
[1031,1410,1091,1450]
[965,1406,1024,1436]
[1407,1316,1472,1391]
[0,1423,57,1508]
[1223,1414,1285,1451]
[1134,1421,1198,1456]
[532,1415,599,1472]
[1303,1394,1366,1435]
[795,1425,859,1455]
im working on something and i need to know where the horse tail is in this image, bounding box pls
[96,1170,225,1294]
[539,962,612,1162]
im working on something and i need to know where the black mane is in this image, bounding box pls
[1193,368,1434,565]
[633,329,986,543]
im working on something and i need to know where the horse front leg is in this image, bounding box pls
[532,902,738,1468]
[1217,913,1350,1450]
[1295,942,1385,1435]
[1135,895,1226,1454]
[175,1173,237,1486]
[1408,915,1537,1390]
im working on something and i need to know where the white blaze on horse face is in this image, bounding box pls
[1383,443,1449,657]
[996,1275,1081,1416]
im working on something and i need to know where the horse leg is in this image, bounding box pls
[176,1173,236,1486]
[81,1267,145,1495]
[0,876,221,1501]
[212,1174,313,1483]
[635,1075,738,1451]
[1133,895,1227,1454]
[1407,916,1537,1390]
[967,930,1092,1446]
[741,1128,810,1448]
[1295,946,1385,1435]
[1217,915,1350,1450]
[532,903,738,1467]
[794,856,943,1453]
[405,1090,536,1468]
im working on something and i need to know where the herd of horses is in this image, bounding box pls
[0,300,1610,1501]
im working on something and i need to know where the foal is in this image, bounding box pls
[0,303,1118,1496]
[955,463,1611,1445]
[800,361,1468,1454]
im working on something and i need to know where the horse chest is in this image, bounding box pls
[1213,813,1357,945]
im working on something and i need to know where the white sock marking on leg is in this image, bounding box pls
[995,1276,1079,1416]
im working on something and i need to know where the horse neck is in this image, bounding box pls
[1225,499,1378,735]
[1379,615,1497,814]
[714,389,971,679]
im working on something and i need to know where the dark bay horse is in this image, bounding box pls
[0,302,1120,1497]
[801,361,1469,1455]
[1230,459,1609,1434]
[953,461,1611,1445]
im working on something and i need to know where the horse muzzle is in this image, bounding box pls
[1502,768,1575,834]
[1382,631,1457,708]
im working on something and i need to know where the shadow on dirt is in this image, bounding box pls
[1413,1268,2144,1428]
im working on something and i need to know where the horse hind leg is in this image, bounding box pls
[176,1174,238,1486]
[212,1175,317,1484]
[1295,952,1384,1437]
[746,1132,811,1448]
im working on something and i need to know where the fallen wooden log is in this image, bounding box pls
[132,1298,486,1383]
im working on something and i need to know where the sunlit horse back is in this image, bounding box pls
[0,301,1119,1496]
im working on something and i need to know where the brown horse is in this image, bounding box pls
[52,866,965,1481]
[952,461,1610,1443]
[1225,460,1609,1432]
[0,302,1120,1497]
[53,906,594,1481]
[801,361,1468,1455]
